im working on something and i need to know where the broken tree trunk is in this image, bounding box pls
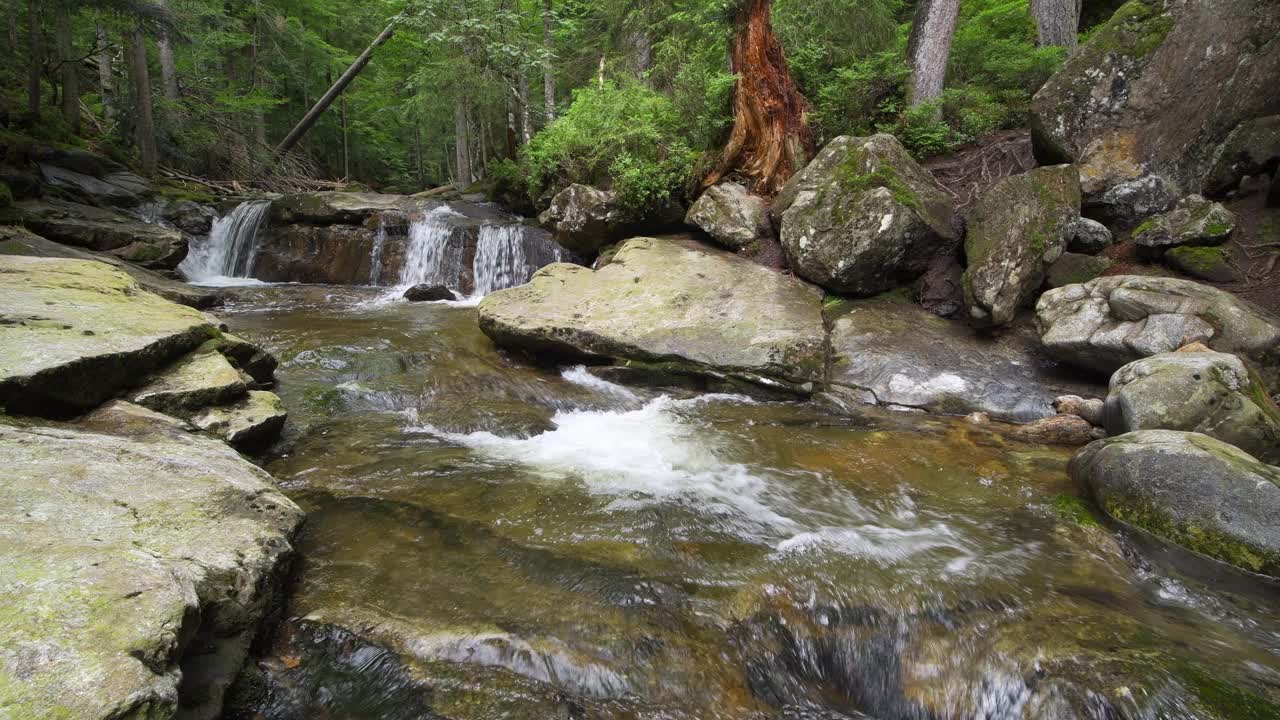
[704,0,813,196]
[275,21,396,154]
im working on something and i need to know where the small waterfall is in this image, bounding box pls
[473,225,568,296]
[398,207,469,291]
[180,199,272,282]
[369,215,389,286]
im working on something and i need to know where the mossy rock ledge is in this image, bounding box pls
[1070,430,1280,578]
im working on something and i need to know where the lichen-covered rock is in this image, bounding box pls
[1046,252,1112,289]
[1030,0,1280,218]
[776,135,957,297]
[825,294,1104,422]
[14,197,188,269]
[0,402,303,719]
[270,191,409,225]
[1012,414,1097,445]
[1035,275,1280,385]
[1205,115,1280,197]
[191,390,288,448]
[1055,395,1106,426]
[538,184,629,256]
[1071,430,1280,578]
[129,348,248,415]
[0,256,219,416]
[1068,217,1114,254]
[685,181,773,250]
[1164,245,1239,283]
[1104,351,1280,464]
[478,236,827,391]
[209,332,279,386]
[1132,195,1234,251]
[964,165,1081,326]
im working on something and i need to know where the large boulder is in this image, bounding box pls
[963,165,1081,326]
[1204,115,1280,197]
[0,402,303,719]
[1164,245,1239,283]
[0,256,219,416]
[1071,430,1280,578]
[685,181,773,250]
[537,184,630,256]
[270,191,409,225]
[825,294,1105,422]
[478,236,827,391]
[1030,0,1280,222]
[13,197,188,269]
[1131,194,1235,252]
[1068,217,1114,254]
[1104,351,1280,464]
[1045,252,1112,289]
[1035,275,1280,385]
[776,134,957,297]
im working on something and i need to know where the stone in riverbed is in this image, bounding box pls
[776,134,957,297]
[0,256,219,416]
[825,293,1104,422]
[403,284,456,302]
[538,184,630,256]
[1055,395,1105,427]
[685,181,773,250]
[210,332,279,386]
[478,235,826,391]
[1035,275,1280,386]
[129,348,248,415]
[191,390,288,449]
[13,197,188,269]
[963,165,1081,327]
[270,191,409,225]
[1012,414,1097,446]
[0,401,302,720]
[1104,351,1280,464]
[1132,195,1235,252]
[1071,430,1280,578]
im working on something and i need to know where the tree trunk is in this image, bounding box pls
[275,21,396,154]
[704,0,813,196]
[96,24,115,123]
[340,97,349,178]
[27,0,42,119]
[906,0,961,108]
[542,0,555,121]
[625,28,652,81]
[126,26,158,175]
[1031,0,1082,49]
[517,70,531,143]
[454,96,471,188]
[154,0,179,101]
[54,0,78,133]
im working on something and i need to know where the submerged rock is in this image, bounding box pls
[1030,0,1280,216]
[685,181,773,250]
[1071,430,1280,578]
[963,165,1081,327]
[0,256,218,416]
[191,390,288,449]
[0,402,302,719]
[538,184,629,256]
[403,284,456,302]
[478,236,826,391]
[1104,351,1280,464]
[1035,275,1280,384]
[776,134,957,297]
[1132,195,1235,252]
[825,294,1103,422]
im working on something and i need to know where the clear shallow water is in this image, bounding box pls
[219,285,1280,720]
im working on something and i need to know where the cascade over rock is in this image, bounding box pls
[1030,0,1280,221]
[775,134,957,297]
[963,165,1081,327]
[478,235,827,392]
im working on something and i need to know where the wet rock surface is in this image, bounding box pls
[685,181,774,250]
[403,284,456,302]
[0,401,302,720]
[12,197,189,269]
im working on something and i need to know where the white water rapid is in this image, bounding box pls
[179,199,272,285]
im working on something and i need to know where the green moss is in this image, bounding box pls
[123,243,166,263]
[0,182,12,209]
[1204,221,1232,236]
[1132,217,1160,237]
[1167,659,1280,720]
[1166,245,1227,273]
[1104,495,1279,575]
[833,148,921,211]
[1094,0,1175,58]
[1051,494,1102,527]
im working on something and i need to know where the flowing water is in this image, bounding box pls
[216,286,1280,720]
[180,199,273,284]
[473,224,569,297]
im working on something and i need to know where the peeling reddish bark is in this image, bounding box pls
[704,0,813,197]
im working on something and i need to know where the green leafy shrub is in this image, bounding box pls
[521,82,697,219]
[0,181,12,209]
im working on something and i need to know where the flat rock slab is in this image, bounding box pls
[14,197,185,254]
[191,390,288,448]
[0,256,219,416]
[478,236,827,389]
[130,348,248,415]
[827,295,1104,422]
[0,402,303,719]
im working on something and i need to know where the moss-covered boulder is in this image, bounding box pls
[1030,0,1280,220]
[776,134,957,297]
[0,401,303,719]
[478,236,827,391]
[0,256,220,416]
[964,165,1082,326]
[1104,351,1280,464]
[1205,115,1280,197]
[1035,275,1280,386]
[1046,252,1113,289]
[1165,244,1239,283]
[1132,194,1235,252]
[685,181,773,250]
[1071,430,1280,578]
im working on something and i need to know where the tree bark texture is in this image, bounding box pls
[454,96,472,188]
[1031,0,1081,49]
[542,0,555,121]
[28,0,42,119]
[906,0,961,107]
[704,0,813,196]
[55,0,79,133]
[127,25,158,175]
[96,24,115,122]
[156,0,179,101]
